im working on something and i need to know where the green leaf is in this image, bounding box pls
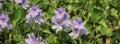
[79,9,85,17]
[46,35,57,43]
[43,29,51,34]
[12,9,23,27]
[98,26,112,35]
[110,9,119,19]
[66,5,73,13]
[90,13,101,23]
[98,19,107,27]
[97,38,103,44]
[14,34,23,41]
[18,40,25,44]
[118,20,120,26]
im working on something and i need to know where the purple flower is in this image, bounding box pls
[0,0,2,7]
[51,8,71,32]
[26,4,45,24]
[25,33,46,44]
[69,18,88,39]
[14,0,29,9]
[0,12,12,31]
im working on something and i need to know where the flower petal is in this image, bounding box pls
[56,25,63,32]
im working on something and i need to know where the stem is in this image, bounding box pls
[36,24,43,37]
[8,33,12,44]
[4,29,7,44]
[78,36,82,44]
[59,31,60,40]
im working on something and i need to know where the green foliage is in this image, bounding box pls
[0,0,120,44]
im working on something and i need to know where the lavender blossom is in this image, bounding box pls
[69,18,88,39]
[0,0,2,7]
[51,8,71,32]
[0,12,12,31]
[25,33,46,44]
[26,4,45,24]
[14,0,29,9]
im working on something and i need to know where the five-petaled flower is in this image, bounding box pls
[0,0,2,7]
[14,0,29,9]
[51,8,71,32]
[69,18,88,39]
[26,4,45,24]
[25,33,45,44]
[0,12,12,31]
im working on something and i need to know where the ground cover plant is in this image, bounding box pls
[0,0,120,44]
